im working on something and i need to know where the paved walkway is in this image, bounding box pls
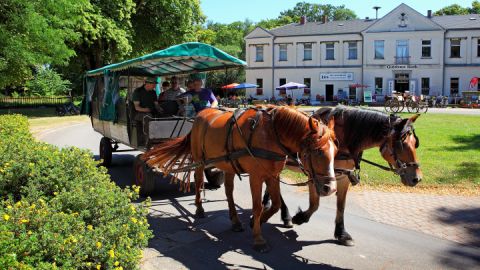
[350,191,480,247]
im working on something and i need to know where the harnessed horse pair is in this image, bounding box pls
[144,105,338,252]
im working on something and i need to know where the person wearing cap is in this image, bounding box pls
[132,78,158,114]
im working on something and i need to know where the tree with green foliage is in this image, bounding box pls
[279,2,357,22]
[26,66,71,97]
[0,0,82,90]
[434,1,480,15]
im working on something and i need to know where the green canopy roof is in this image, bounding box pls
[86,42,247,77]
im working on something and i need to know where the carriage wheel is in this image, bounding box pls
[390,99,402,113]
[133,154,156,197]
[204,168,225,188]
[384,100,392,112]
[407,101,419,113]
[99,137,113,167]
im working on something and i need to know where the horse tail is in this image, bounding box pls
[143,133,193,189]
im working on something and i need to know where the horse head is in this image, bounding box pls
[380,114,422,187]
[300,116,338,196]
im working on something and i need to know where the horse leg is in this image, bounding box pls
[263,183,293,228]
[250,175,270,252]
[194,166,206,218]
[292,181,319,225]
[260,178,281,224]
[280,194,293,228]
[224,172,243,232]
[334,175,354,246]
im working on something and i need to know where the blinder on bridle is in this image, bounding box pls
[382,123,420,176]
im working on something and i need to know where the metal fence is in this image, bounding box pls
[0,96,72,108]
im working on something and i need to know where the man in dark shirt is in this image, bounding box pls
[132,78,158,114]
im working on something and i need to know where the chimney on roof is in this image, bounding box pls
[300,15,307,25]
[427,10,432,18]
[321,15,328,23]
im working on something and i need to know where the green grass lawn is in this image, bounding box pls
[283,113,480,189]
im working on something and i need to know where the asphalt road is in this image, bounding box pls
[40,122,479,270]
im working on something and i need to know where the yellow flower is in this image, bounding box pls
[3,214,10,221]
[87,224,93,231]
[133,186,140,194]
[53,192,58,196]
[6,205,12,209]
[86,262,92,267]
[108,249,115,258]
[130,205,136,213]
[96,264,101,270]
[20,219,29,224]
[114,267,123,270]
[96,242,102,249]
[27,231,33,235]
[30,204,36,209]
[139,232,145,239]
[114,261,120,266]
[130,217,138,224]
[15,201,22,207]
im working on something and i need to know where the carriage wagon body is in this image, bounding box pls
[82,42,247,195]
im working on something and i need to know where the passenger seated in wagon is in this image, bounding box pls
[158,76,186,116]
[132,77,159,119]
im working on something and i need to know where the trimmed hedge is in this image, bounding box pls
[0,115,152,269]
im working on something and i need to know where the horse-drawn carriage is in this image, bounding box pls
[82,42,247,195]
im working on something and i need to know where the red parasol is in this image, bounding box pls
[221,83,239,89]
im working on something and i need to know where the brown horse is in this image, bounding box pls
[143,106,338,252]
[265,106,422,246]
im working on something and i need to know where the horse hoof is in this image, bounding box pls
[195,209,205,218]
[335,235,355,246]
[253,243,271,253]
[292,212,309,225]
[283,219,294,228]
[231,222,244,232]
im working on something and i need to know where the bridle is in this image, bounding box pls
[271,109,337,191]
[378,124,420,176]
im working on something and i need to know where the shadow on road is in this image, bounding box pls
[147,199,349,270]
[436,206,480,269]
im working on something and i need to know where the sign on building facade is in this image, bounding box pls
[320,72,354,81]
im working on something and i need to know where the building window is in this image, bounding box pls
[375,77,383,95]
[450,39,461,58]
[421,78,430,95]
[450,77,459,95]
[422,40,431,58]
[279,78,286,86]
[348,42,357,60]
[396,40,409,64]
[303,78,311,95]
[303,43,312,60]
[279,44,287,61]
[374,40,384,59]
[477,39,480,57]
[325,43,334,60]
[255,46,264,62]
[256,78,263,95]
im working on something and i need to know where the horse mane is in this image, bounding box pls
[316,106,392,154]
[272,106,333,150]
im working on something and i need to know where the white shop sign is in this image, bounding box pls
[386,64,418,69]
[320,72,354,81]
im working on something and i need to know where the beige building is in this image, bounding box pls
[244,3,480,102]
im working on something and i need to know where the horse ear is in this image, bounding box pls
[328,116,335,130]
[408,114,420,124]
[308,117,319,133]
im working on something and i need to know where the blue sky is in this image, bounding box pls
[200,0,474,23]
